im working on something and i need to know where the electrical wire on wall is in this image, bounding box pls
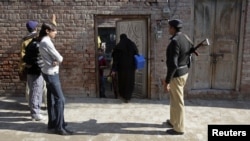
[168,0,179,19]
[154,10,165,100]
[154,0,179,99]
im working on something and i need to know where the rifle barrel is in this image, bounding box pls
[194,39,206,49]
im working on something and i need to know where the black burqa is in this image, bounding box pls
[112,34,138,100]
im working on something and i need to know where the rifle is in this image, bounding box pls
[184,36,210,68]
[190,38,210,56]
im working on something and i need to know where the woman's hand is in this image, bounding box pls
[51,14,57,26]
[52,61,58,66]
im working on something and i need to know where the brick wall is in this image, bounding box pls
[0,0,249,100]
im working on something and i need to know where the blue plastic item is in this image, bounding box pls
[134,54,145,70]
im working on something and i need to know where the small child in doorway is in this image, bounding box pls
[98,48,107,98]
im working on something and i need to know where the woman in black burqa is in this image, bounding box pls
[111,34,138,102]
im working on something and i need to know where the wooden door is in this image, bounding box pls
[193,0,242,90]
[116,20,148,98]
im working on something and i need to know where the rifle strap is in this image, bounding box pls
[183,33,194,46]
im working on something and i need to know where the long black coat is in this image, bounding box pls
[112,36,138,100]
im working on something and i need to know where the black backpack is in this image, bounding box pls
[23,38,44,73]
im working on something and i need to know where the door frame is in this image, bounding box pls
[189,0,246,93]
[94,14,151,98]
[235,0,246,91]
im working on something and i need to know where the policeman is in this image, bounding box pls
[164,19,193,135]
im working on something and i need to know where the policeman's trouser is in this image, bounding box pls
[169,73,188,133]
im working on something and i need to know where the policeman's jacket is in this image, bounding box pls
[165,32,193,83]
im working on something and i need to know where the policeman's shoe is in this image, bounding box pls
[166,129,184,135]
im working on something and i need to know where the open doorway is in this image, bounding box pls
[97,27,116,98]
[94,15,150,99]
[98,27,116,65]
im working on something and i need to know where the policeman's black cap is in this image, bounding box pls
[168,19,183,29]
